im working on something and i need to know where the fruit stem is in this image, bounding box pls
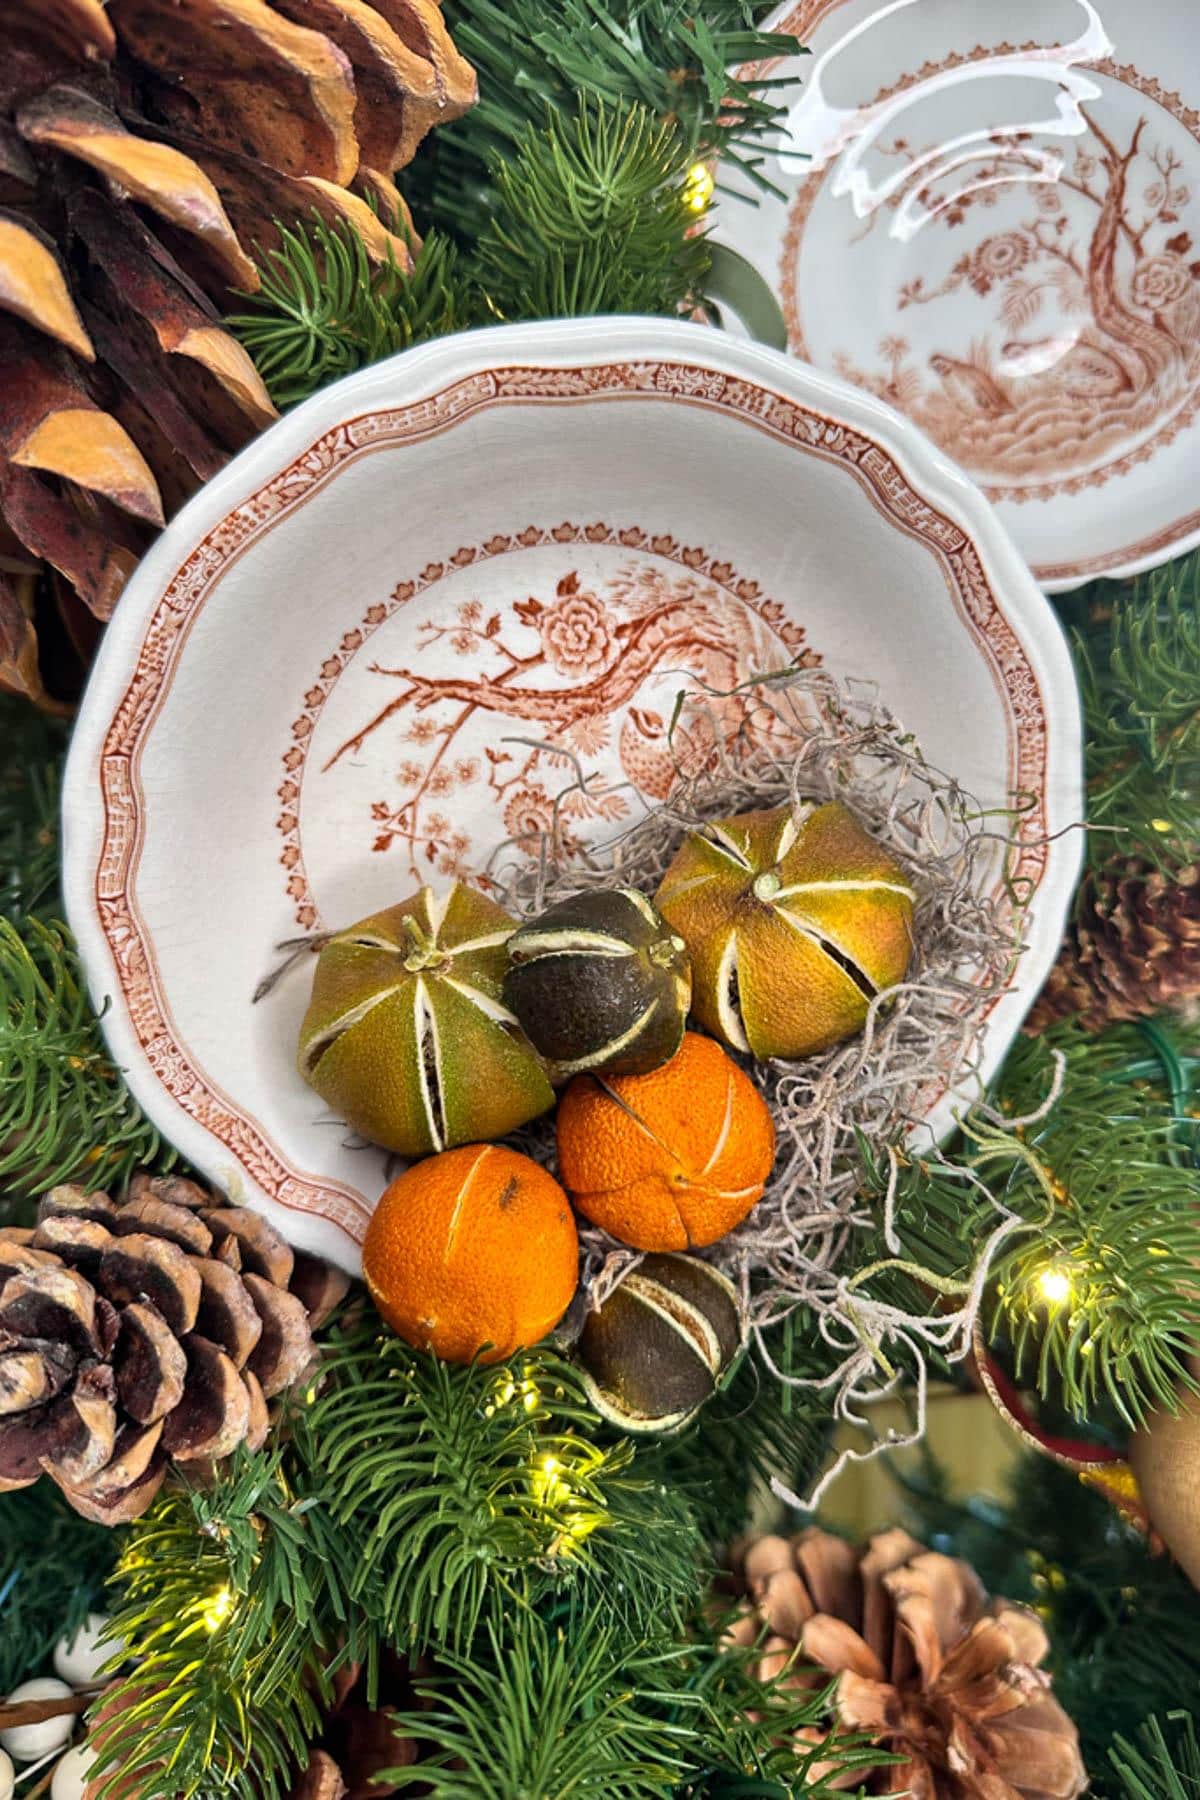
[751,871,781,901]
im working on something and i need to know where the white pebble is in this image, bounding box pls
[0,1747,13,1800]
[0,1678,75,1762]
[53,1616,112,1689]
[51,1742,96,1800]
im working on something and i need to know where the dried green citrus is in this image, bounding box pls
[503,888,691,1079]
[297,884,554,1157]
[654,802,915,1060]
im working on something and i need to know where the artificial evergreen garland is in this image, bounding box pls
[2,0,1199,1791]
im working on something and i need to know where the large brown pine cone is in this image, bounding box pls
[725,1527,1086,1800]
[0,1172,350,1522]
[0,0,476,710]
[1028,857,1200,1032]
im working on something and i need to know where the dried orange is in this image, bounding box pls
[555,1032,775,1251]
[362,1145,579,1364]
[655,802,915,1060]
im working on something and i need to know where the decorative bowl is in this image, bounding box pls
[712,0,1200,590]
[63,317,1082,1273]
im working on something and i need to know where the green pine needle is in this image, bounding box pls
[94,1449,368,1800]
[1110,1715,1200,1800]
[0,1486,119,1694]
[231,103,715,411]
[474,101,711,320]
[421,0,801,231]
[0,916,170,1208]
[987,1019,1200,1430]
[296,1319,707,1654]
[390,1607,699,1797]
[227,217,467,410]
[388,1602,883,1799]
[0,695,66,923]
[1075,552,1200,875]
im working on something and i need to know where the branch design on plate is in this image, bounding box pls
[279,529,816,923]
[780,54,1200,505]
[830,109,1199,487]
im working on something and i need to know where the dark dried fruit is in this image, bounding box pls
[504,888,691,1079]
[577,1252,743,1433]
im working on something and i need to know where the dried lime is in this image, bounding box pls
[503,888,691,1078]
[297,884,554,1157]
[577,1253,744,1433]
[655,802,915,1060]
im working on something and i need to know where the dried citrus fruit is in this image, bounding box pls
[655,802,915,1060]
[503,888,691,1079]
[577,1253,744,1433]
[555,1032,775,1251]
[297,884,554,1157]
[362,1144,579,1363]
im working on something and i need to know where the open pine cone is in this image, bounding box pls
[1028,857,1200,1032]
[725,1527,1087,1800]
[0,1172,349,1522]
[0,0,476,710]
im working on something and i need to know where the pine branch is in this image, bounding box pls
[1110,1715,1200,1800]
[417,0,801,232]
[0,1486,119,1695]
[388,1601,881,1799]
[1075,553,1200,875]
[93,1449,367,1800]
[231,104,712,411]
[227,218,468,410]
[986,1019,1200,1429]
[296,1317,707,1654]
[0,695,66,923]
[474,101,710,320]
[0,917,170,1210]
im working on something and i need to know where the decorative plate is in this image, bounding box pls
[712,0,1200,590]
[63,318,1081,1273]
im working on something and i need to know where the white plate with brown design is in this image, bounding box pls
[63,317,1081,1273]
[713,0,1200,590]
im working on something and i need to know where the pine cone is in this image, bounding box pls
[725,1527,1086,1800]
[288,1654,420,1800]
[0,0,476,710]
[1028,857,1200,1032]
[0,1173,350,1523]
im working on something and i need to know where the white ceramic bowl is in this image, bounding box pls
[713,0,1200,590]
[63,317,1082,1273]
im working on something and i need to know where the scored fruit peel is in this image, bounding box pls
[556,1032,775,1251]
[656,802,915,1059]
[362,1143,578,1364]
[298,883,553,1156]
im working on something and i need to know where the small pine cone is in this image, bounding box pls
[0,1174,350,1523]
[724,1527,1087,1799]
[1028,857,1200,1033]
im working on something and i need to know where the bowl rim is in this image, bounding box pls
[62,315,1082,1264]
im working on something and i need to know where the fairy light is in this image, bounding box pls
[1036,1265,1073,1307]
[531,1452,571,1511]
[683,162,715,214]
[200,1585,234,1634]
